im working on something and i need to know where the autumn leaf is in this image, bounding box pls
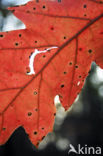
[0,0,103,147]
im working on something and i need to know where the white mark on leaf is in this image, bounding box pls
[27,46,58,75]
[77,81,80,86]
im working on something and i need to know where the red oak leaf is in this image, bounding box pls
[0,0,103,147]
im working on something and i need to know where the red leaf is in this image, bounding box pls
[0,0,103,147]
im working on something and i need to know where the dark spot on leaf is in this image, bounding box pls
[69,62,72,65]
[59,94,63,98]
[34,91,37,95]
[14,5,19,7]
[35,40,37,43]
[26,67,30,73]
[83,4,87,8]
[33,7,36,10]
[50,26,54,30]
[79,75,82,78]
[42,5,46,9]
[19,34,22,37]
[61,84,64,88]
[0,34,4,38]
[26,10,30,13]
[11,9,15,13]
[75,65,78,68]
[54,113,56,116]
[64,36,66,39]
[34,131,38,135]
[43,55,46,58]
[15,42,19,46]
[88,49,92,53]
[42,127,44,130]
[35,108,38,112]
[36,142,39,146]
[84,14,87,16]
[42,136,45,140]
[28,112,32,116]
[64,71,67,74]
[26,71,30,74]
[2,128,6,131]
[88,71,91,74]
[11,104,14,107]
[79,48,82,51]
